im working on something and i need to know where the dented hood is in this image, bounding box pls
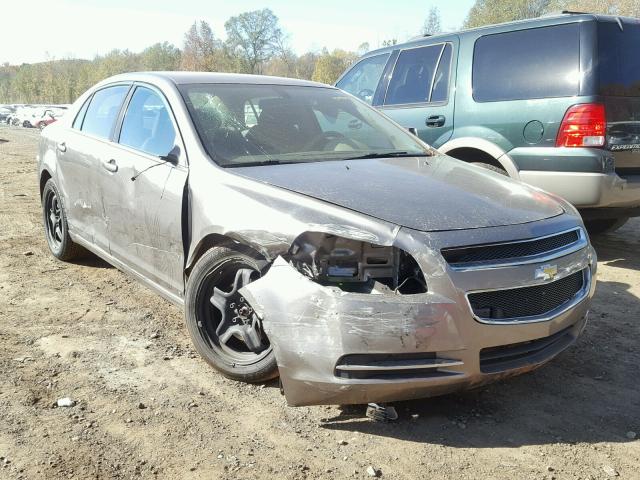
[232,155,563,231]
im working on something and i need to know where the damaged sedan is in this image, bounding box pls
[38,72,597,406]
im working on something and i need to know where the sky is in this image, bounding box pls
[1,0,475,65]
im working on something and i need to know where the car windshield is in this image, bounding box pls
[179,83,430,167]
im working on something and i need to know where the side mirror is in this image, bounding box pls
[159,145,180,165]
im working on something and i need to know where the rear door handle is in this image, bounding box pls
[102,159,118,173]
[426,115,446,128]
[56,142,66,152]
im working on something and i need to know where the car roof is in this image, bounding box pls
[363,12,635,57]
[102,71,331,89]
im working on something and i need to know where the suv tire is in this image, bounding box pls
[584,217,629,235]
[471,162,508,176]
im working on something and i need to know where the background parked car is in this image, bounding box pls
[336,12,640,234]
[0,105,16,122]
[34,107,67,129]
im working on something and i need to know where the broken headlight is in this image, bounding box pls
[285,232,426,294]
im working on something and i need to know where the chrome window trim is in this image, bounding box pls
[465,266,591,325]
[445,227,587,271]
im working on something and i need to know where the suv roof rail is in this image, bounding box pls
[407,33,433,41]
[541,10,591,17]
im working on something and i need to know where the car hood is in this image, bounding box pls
[231,155,564,232]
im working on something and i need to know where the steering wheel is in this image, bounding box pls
[306,131,360,151]
[357,88,374,102]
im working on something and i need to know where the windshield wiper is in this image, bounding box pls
[343,151,431,160]
[224,159,302,168]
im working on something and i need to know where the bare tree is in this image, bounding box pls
[422,6,442,35]
[181,21,220,71]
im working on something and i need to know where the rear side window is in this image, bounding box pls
[119,87,176,157]
[385,44,447,106]
[336,53,390,104]
[81,85,129,139]
[473,24,580,102]
[72,97,90,129]
[598,21,640,96]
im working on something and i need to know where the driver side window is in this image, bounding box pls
[336,53,390,105]
[119,87,176,157]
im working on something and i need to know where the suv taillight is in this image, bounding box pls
[556,103,606,148]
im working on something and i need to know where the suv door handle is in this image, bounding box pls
[426,115,446,127]
[56,142,66,152]
[102,159,118,173]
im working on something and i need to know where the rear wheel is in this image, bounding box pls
[584,217,629,235]
[42,179,85,260]
[471,162,508,176]
[185,246,278,383]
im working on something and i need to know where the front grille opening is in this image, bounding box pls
[480,326,575,374]
[469,269,585,321]
[334,352,462,380]
[442,229,580,266]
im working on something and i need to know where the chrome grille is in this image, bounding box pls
[442,229,581,267]
[468,269,586,322]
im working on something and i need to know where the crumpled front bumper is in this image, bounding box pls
[241,222,596,406]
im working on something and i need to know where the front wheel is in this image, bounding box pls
[185,246,278,383]
[584,217,629,235]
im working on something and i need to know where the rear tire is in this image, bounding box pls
[471,162,508,176]
[185,246,278,383]
[584,217,629,235]
[42,179,86,261]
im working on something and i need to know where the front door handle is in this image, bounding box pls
[102,159,118,173]
[56,142,66,152]
[426,115,446,128]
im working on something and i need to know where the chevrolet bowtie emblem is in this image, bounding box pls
[535,264,558,281]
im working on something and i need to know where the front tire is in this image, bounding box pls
[584,217,629,235]
[42,179,86,260]
[185,246,278,383]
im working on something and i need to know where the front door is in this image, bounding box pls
[377,41,457,148]
[98,85,187,297]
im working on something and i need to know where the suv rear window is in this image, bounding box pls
[473,24,580,102]
[598,20,640,97]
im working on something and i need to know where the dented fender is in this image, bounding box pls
[240,257,466,406]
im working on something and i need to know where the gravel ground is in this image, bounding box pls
[0,125,639,480]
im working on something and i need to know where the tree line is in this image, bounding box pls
[1,1,637,104]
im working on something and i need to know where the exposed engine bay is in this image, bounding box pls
[284,232,427,295]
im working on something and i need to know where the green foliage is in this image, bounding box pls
[224,8,284,74]
[311,49,358,85]
[464,0,640,29]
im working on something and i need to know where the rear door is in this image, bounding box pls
[99,84,187,296]
[58,84,130,251]
[598,18,640,177]
[377,40,457,148]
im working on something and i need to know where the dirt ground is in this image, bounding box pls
[0,125,638,480]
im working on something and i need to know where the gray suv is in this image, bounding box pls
[337,12,640,234]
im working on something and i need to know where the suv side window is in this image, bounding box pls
[384,44,445,106]
[119,87,176,157]
[336,53,390,105]
[80,85,129,139]
[473,23,580,102]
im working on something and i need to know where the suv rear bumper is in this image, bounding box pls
[519,171,640,211]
